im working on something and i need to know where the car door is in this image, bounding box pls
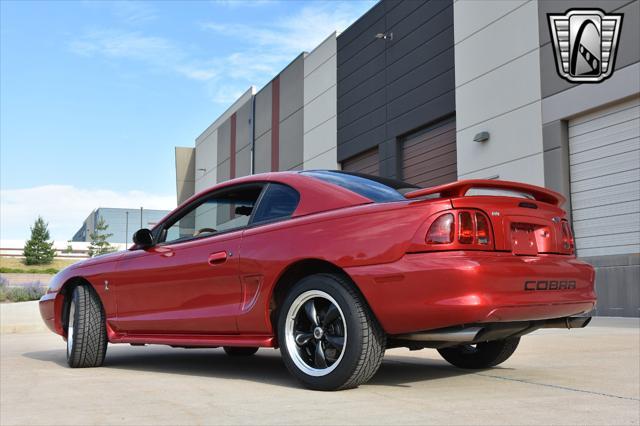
[111,183,264,335]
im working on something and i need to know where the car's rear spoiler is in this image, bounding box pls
[404,179,565,206]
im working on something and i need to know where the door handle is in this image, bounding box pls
[208,251,228,265]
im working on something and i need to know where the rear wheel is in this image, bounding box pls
[437,337,520,369]
[66,285,108,368]
[278,273,386,391]
[223,347,259,356]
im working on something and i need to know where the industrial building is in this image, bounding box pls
[72,208,170,245]
[175,0,639,316]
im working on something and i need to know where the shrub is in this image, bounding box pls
[0,277,7,302]
[0,280,46,303]
[0,267,60,274]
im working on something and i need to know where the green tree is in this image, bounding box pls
[88,217,116,257]
[23,216,57,265]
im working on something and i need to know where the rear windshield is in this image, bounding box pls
[302,171,419,202]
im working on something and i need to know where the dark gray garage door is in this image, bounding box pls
[401,117,457,188]
[341,147,379,176]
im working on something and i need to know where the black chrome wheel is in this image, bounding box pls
[285,290,347,376]
[278,273,386,390]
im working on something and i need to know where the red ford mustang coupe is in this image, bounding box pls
[39,171,596,390]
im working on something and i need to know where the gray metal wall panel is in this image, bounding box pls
[583,254,640,317]
[339,124,387,161]
[387,46,454,104]
[217,119,231,166]
[216,158,230,185]
[386,94,455,139]
[386,2,452,65]
[235,100,252,150]
[538,0,639,99]
[387,69,455,121]
[279,55,305,122]
[337,73,385,117]
[254,83,272,139]
[254,131,271,174]
[338,88,386,131]
[339,107,387,148]
[279,108,304,171]
[338,35,386,84]
[337,2,386,63]
[385,0,426,30]
[236,144,252,178]
[337,0,455,169]
[338,55,386,101]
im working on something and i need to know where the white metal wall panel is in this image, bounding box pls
[569,97,640,257]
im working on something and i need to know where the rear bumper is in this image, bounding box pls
[346,251,596,335]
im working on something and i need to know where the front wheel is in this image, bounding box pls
[66,285,108,368]
[278,273,386,391]
[437,337,520,369]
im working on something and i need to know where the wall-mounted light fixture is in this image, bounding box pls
[375,32,393,40]
[473,131,490,143]
[197,168,207,173]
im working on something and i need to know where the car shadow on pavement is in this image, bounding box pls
[23,346,479,389]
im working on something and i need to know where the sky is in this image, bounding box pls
[0,0,375,241]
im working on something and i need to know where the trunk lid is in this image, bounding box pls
[404,179,572,256]
[450,196,570,255]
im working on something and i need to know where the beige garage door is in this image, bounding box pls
[401,117,457,188]
[569,96,640,258]
[341,147,379,176]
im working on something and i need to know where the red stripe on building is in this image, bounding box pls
[271,76,280,171]
[230,112,237,179]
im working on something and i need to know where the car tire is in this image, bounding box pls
[223,347,259,356]
[66,285,108,368]
[437,337,520,369]
[278,273,386,391]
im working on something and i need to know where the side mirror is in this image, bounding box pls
[132,228,154,249]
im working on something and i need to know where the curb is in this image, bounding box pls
[0,301,49,334]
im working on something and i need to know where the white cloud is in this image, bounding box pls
[0,185,175,241]
[69,1,374,104]
[197,1,375,100]
[112,1,158,24]
[202,2,374,53]
[69,30,218,81]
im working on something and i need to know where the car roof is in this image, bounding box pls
[169,171,375,223]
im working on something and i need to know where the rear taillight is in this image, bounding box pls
[426,213,454,244]
[425,210,493,249]
[476,212,490,245]
[458,211,474,244]
[561,220,575,253]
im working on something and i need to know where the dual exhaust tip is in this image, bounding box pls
[395,316,591,343]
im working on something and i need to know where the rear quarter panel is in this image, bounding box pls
[238,199,452,333]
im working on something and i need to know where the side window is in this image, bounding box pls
[162,185,263,244]
[251,183,300,225]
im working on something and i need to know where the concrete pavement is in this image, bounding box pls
[1,317,639,425]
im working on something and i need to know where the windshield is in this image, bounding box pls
[302,170,420,202]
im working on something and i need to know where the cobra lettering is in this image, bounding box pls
[524,280,577,291]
